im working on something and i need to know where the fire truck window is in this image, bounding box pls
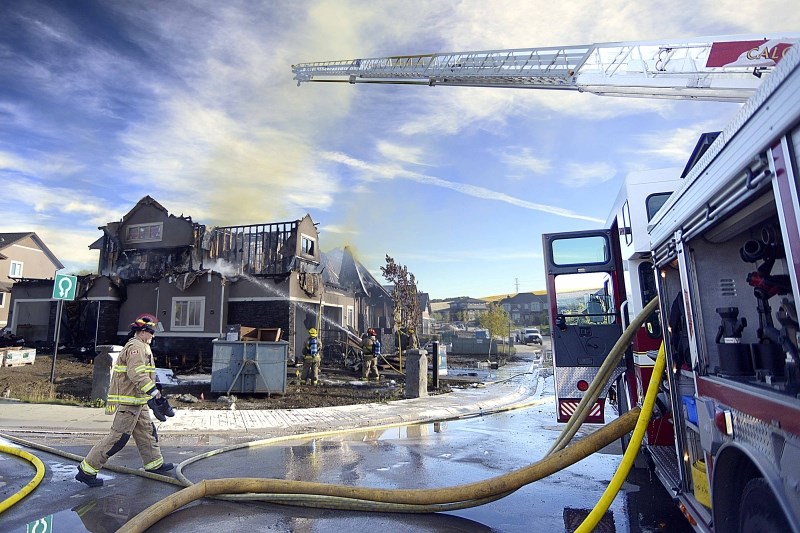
[646,192,672,222]
[638,262,661,337]
[554,273,616,325]
[551,236,609,266]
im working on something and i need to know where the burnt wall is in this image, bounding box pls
[227,301,291,334]
[146,336,215,369]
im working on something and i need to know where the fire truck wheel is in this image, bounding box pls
[738,477,791,533]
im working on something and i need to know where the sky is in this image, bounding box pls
[1,1,799,300]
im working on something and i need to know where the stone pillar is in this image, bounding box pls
[404,349,428,398]
[91,345,123,403]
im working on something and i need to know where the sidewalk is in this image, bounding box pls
[0,364,545,440]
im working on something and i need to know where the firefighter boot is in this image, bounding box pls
[145,462,175,475]
[75,468,103,487]
[148,397,167,422]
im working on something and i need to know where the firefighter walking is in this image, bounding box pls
[75,313,173,487]
[361,328,381,381]
[302,328,322,385]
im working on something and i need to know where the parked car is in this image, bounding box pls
[523,327,543,345]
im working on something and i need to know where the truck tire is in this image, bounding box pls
[739,477,791,533]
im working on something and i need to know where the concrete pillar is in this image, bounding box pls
[404,349,428,398]
[91,345,123,403]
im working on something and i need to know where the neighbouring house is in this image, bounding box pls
[496,292,549,326]
[448,297,488,324]
[0,232,63,330]
[8,197,397,367]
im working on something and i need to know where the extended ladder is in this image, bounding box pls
[293,35,799,102]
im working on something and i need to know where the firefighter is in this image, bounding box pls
[301,327,322,385]
[75,313,173,487]
[361,328,381,381]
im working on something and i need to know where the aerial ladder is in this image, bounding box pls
[293,35,798,102]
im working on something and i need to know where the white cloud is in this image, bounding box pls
[499,147,552,176]
[634,122,721,162]
[560,162,617,188]
[376,141,429,166]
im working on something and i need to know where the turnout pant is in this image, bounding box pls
[363,356,379,380]
[301,356,321,383]
[80,404,165,475]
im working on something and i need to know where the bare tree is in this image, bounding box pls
[381,255,421,351]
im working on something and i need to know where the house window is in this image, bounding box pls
[347,306,354,327]
[9,261,23,278]
[0,292,5,308]
[301,234,315,256]
[172,297,205,331]
[126,222,163,243]
[532,302,542,312]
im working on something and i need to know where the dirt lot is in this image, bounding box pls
[0,351,469,410]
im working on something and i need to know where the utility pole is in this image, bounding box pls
[515,278,519,293]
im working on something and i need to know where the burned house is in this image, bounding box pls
[8,196,396,367]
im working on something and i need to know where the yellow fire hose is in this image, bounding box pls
[575,341,666,532]
[0,443,45,515]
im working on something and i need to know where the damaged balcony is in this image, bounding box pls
[206,220,318,277]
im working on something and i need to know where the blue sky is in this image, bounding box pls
[1,1,798,300]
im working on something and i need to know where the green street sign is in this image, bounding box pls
[52,273,77,301]
[27,514,53,533]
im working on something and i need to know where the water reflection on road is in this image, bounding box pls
[173,377,690,532]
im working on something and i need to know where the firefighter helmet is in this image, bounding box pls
[309,328,318,337]
[130,313,161,334]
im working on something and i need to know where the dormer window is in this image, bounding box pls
[126,222,163,243]
[301,234,315,256]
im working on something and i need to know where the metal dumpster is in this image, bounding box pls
[211,340,289,394]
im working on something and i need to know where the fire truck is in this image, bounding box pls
[293,35,800,530]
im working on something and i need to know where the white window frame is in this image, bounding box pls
[0,292,5,308]
[9,260,23,278]
[126,222,164,243]
[300,233,316,256]
[171,296,205,331]
[346,306,354,328]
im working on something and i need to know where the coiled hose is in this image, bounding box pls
[0,443,45,515]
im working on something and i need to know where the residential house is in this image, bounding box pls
[496,291,549,326]
[0,232,63,329]
[448,297,488,324]
[8,197,396,366]
[321,246,394,347]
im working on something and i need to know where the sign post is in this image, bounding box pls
[50,273,77,384]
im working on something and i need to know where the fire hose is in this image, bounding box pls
[0,443,45,515]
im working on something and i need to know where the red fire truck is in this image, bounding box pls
[543,45,800,530]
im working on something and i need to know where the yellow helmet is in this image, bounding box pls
[309,328,318,337]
